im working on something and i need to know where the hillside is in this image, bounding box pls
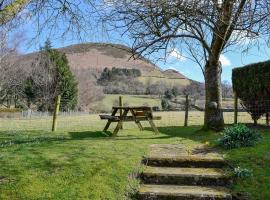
[19,43,190,84]
[16,43,192,109]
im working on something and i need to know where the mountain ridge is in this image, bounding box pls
[19,42,190,82]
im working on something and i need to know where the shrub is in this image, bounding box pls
[218,124,261,149]
[164,89,174,100]
[161,98,170,110]
[233,167,253,178]
[232,61,270,123]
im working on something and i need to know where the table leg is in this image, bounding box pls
[103,120,112,132]
[103,108,118,132]
[148,118,159,134]
[130,109,144,131]
[112,108,129,136]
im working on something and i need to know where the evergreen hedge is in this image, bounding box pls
[232,60,270,123]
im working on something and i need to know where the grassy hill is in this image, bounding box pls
[15,43,193,110]
[19,43,191,86]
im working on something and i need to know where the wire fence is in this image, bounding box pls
[0,98,269,132]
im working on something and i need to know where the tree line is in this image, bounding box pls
[97,67,232,102]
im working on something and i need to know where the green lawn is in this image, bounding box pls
[0,124,269,200]
[223,129,270,199]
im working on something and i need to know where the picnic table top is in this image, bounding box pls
[112,106,152,109]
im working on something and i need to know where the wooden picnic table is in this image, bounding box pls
[100,106,161,136]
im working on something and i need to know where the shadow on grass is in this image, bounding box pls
[0,125,220,147]
[69,131,109,139]
[146,126,220,144]
[68,125,220,144]
[68,130,172,140]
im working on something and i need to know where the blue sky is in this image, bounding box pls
[19,17,270,83]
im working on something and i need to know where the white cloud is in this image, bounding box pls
[168,66,178,71]
[169,49,186,61]
[219,54,231,67]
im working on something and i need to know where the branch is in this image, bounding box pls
[222,0,247,48]
[0,0,30,25]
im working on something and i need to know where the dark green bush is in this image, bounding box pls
[218,124,261,149]
[232,61,270,123]
[232,60,270,100]
[161,98,170,110]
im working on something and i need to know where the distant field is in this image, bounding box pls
[91,94,236,113]
[91,94,162,112]
[0,94,265,132]
[138,76,191,86]
[0,110,264,132]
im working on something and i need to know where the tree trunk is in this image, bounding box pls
[203,58,224,131]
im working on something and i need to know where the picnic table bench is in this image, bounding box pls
[100,106,161,136]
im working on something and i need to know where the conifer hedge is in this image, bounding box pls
[232,60,270,123]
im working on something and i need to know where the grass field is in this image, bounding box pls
[0,110,265,132]
[137,76,191,86]
[0,105,269,200]
[89,94,251,116]
[0,123,269,200]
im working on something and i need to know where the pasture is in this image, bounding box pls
[0,112,270,199]
[0,110,264,132]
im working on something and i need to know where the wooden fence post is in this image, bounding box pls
[119,96,123,129]
[184,95,189,127]
[52,95,61,132]
[234,93,238,124]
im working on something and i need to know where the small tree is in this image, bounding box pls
[164,89,174,100]
[222,80,233,100]
[30,40,78,111]
[50,46,78,111]
[23,78,35,108]
[183,82,205,105]
[172,86,180,97]
[161,98,170,110]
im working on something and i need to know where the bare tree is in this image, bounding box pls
[0,0,98,39]
[183,82,205,105]
[102,0,270,130]
[0,56,28,108]
[221,80,232,100]
[30,49,58,111]
[0,29,28,108]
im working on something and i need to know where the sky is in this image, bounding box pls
[16,8,270,84]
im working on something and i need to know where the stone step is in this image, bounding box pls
[138,184,232,200]
[143,155,227,168]
[140,167,232,186]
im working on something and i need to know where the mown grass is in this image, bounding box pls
[0,110,263,132]
[0,123,269,200]
[0,126,209,200]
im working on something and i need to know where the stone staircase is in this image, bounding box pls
[137,144,233,200]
